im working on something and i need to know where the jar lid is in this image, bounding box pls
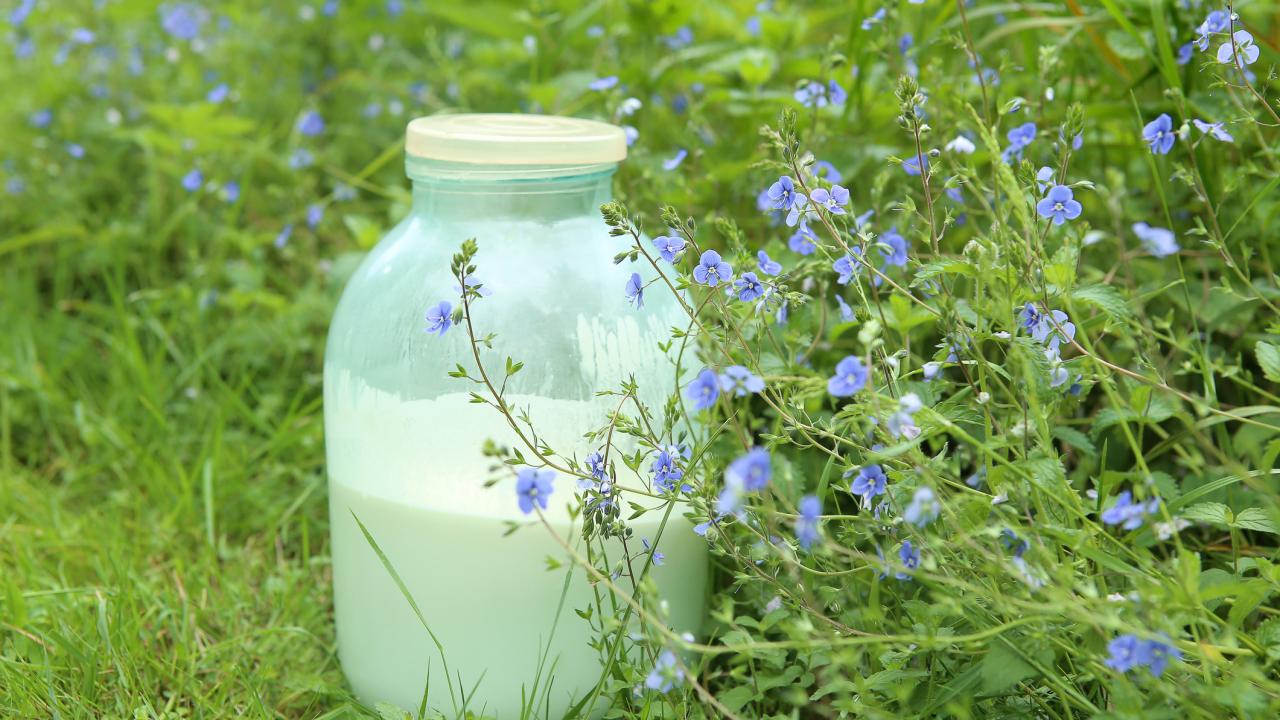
[405,113,627,165]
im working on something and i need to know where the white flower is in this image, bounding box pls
[945,135,976,154]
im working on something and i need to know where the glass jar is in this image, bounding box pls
[324,114,708,716]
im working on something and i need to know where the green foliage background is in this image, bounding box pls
[3,0,1280,718]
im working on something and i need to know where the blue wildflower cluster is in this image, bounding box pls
[12,0,1280,716]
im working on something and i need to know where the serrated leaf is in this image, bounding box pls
[1233,508,1279,534]
[1256,342,1280,383]
[1183,502,1230,526]
[1072,283,1133,321]
[1052,426,1096,455]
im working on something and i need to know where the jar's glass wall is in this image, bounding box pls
[324,161,707,716]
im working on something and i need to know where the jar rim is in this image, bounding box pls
[405,156,618,183]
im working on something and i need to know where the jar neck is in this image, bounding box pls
[406,157,616,222]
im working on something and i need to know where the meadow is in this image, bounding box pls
[3,0,1280,718]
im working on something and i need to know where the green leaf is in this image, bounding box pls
[717,685,758,712]
[1233,508,1279,535]
[1256,342,1280,383]
[1052,426,1097,456]
[1072,283,1133,321]
[1228,580,1272,628]
[980,640,1049,693]
[1183,502,1230,526]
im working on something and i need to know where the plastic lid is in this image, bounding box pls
[405,113,627,165]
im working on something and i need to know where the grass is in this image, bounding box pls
[1,246,353,715]
[5,0,1280,717]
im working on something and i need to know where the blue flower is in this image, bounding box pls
[1001,122,1037,162]
[733,271,764,302]
[9,0,36,26]
[896,540,920,579]
[274,224,293,249]
[1176,42,1193,65]
[1036,185,1082,225]
[652,235,687,263]
[766,176,809,227]
[1132,222,1179,258]
[588,75,618,91]
[1139,635,1179,676]
[693,250,732,287]
[1027,307,1075,355]
[1193,118,1233,142]
[718,366,765,396]
[1194,10,1230,51]
[903,487,940,527]
[662,149,687,170]
[902,155,928,176]
[788,224,817,255]
[726,447,771,491]
[1218,30,1259,65]
[424,300,452,336]
[1106,633,1179,676]
[297,111,325,137]
[161,3,207,41]
[922,361,941,381]
[29,109,51,128]
[861,7,885,31]
[207,83,229,103]
[886,393,923,440]
[1020,303,1042,334]
[644,650,684,693]
[6,177,26,195]
[827,355,868,397]
[810,184,849,214]
[650,451,685,493]
[221,181,239,203]
[835,293,854,321]
[641,537,666,565]
[1142,114,1175,155]
[1100,490,1160,530]
[386,0,404,16]
[694,514,723,536]
[66,143,86,159]
[813,160,842,184]
[796,495,821,550]
[716,485,743,517]
[686,368,720,410]
[515,467,555,514]
[1036,166,1055,193]
[1001,529,1029,558]
[795,80,846,108]
[662,26,694,50]
[70,28,95,44]
[878,228,908,267]
[182,169,203,192]
[756,249,782,276]
[850,464,887,504]
[1105,634,1143,673]
[289,148,314,169]
[833,248,863,285]
[306,203,325,228]
[624,272,644,308]
[585,451,607,480]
